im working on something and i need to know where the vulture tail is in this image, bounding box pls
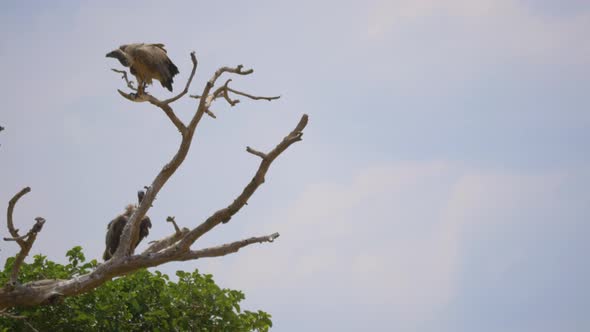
[162,79,174,92]
[168,61,179,77]
[163,61,179,92]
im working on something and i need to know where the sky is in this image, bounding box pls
[1,0,589,331]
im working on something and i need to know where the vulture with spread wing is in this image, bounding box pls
[106,43,179,96]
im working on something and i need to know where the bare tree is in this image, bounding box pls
[0,51,308,309]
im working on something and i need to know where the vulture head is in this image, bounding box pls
[105,47,130,67]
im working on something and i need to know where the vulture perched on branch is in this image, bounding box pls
[103,190,152,261]
[106,43,179,96]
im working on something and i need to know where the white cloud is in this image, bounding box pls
[367,0,590,65]
[196,160,585,330]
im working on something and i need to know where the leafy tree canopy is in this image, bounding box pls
[0,247,272,332]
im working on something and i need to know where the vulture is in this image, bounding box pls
[106,43,179,96]
[103,191,152,261]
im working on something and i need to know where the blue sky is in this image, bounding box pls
[1,1,589,331]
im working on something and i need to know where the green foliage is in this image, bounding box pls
[0,247,272,332]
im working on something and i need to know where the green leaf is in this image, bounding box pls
[0,246,273,332]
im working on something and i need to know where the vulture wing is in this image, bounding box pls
[135,216,152,249]
[128,44,179,91]
[150,43,168,53]
[103,215,128,261]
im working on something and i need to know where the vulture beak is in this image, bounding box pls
[105,49,130,67]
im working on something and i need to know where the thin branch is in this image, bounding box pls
[204,109,217,119]
[143,216,189,254]
[190,78,280,109]
[211,65,254,83]
[166,216,181,233]
[143,227,189,255]
[9,217,46,286]
[7,187,31,247]
[177,114,308,250]
[227,87,281,102]
[221,79,240,106]
[111,69,136,91]
[179,232,280,260]
[148,98,187,134]
[116,89,147,102]
[163,52,198,104]
[24,320,40,332]
[0,309,25,319]
[246,146,267,159]
[4,234,32,242]
[188,64,254,131]
[143,217,185,254]
[116,90,187,133]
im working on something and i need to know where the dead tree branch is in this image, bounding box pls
[0,51,307,310]
[8,217,46,286]
[178,233,280,260]
[143,217,189,254]
[190,77,280,108]
[246,146,267,159]
[6,187,31,248]
[111,69,136,91]
[166,216,181,233]
[227,87,281,102]
[5,188,46,287]
[176,114,307,250]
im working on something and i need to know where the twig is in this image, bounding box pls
[204,109,217,119]
[246,146,267,159]
[143,216,189,254]
[166,216,181,233]
[185,64,254,133]
[7,187,31,247]
[4,234,31,242]
[111,69,136,91]
[190,78,280,108]
[24,320,40,332]
[221,79,240,106]
[116,90,187,133]
[179,233,280,260]
[227,87,280,102]
[8,217,46,286]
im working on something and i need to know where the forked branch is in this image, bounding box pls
[111,69,136,91]
[190,78,280,108]
[176,114,308,250]
[5,188,46,286]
